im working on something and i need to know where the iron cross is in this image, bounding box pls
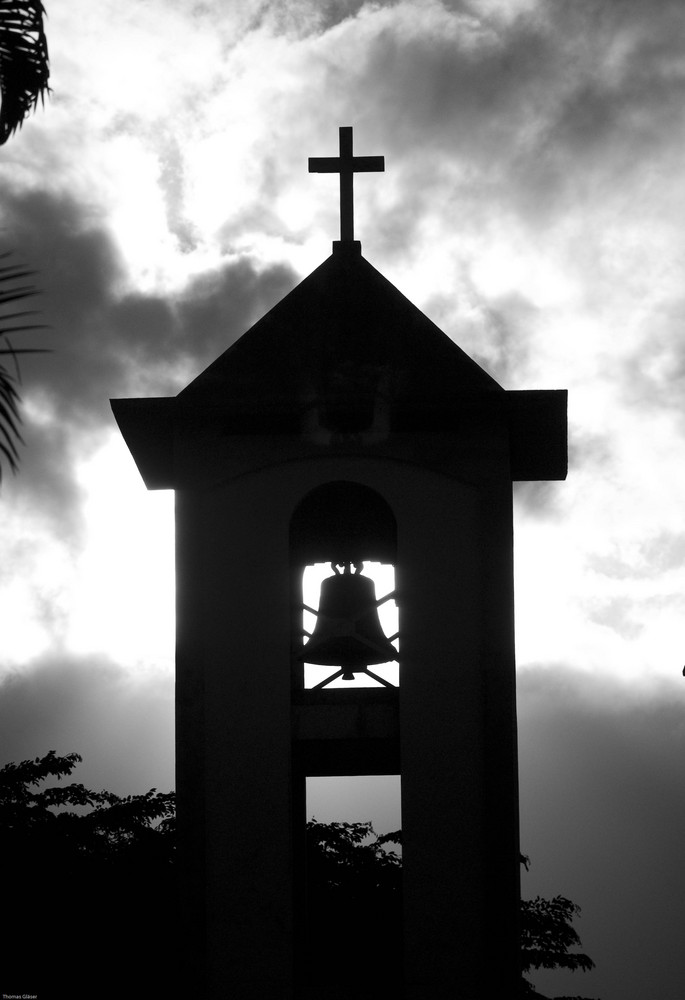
[308,126,385,242]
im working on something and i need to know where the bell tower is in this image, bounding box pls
[112,127,567,1000]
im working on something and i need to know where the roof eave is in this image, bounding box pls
[111,397,175,489]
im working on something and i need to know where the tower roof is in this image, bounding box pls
[178,241,501,420]
[112,242,566,487]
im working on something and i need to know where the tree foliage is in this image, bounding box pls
[308,823,597,999]
[0,752,596,998]
[1,751,176,999]
[520,857,597,1000]
[304,819,403,991]
[521,895,594,974]
[306,818,402,894]
[0,748,175,855]
[0,0,50,144]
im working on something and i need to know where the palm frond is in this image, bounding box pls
[0,0,50,144]
[0,252,48,484]
[0,365,22,473]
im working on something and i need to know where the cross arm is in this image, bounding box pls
[309,155,385,173]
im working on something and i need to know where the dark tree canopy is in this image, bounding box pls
[520,858,597,1000]
[521,895,594,974]
[0,752,597,999]
[0,751,176,999]
[304,820,403,995]
[0,748,175,859]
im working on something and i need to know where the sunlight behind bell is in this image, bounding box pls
[302,562,399,689]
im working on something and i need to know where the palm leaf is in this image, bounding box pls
[0,0,50,144]
[0,251,48,483]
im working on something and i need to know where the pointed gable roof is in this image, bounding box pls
[177,242,501,422]
[112,242,566,488]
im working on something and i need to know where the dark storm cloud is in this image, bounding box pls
[518,665,685,1000]
[0,653,174,795]
[0,188,297,532]
[2,189,297,413]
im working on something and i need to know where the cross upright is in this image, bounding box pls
[309,126,385,242]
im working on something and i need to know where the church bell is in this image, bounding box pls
[303,562,398,679]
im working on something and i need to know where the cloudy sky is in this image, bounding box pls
[1,0,685,996]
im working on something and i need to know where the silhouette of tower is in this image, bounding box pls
[113,127,567,1000]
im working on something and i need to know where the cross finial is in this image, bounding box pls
[309,126,385,243]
